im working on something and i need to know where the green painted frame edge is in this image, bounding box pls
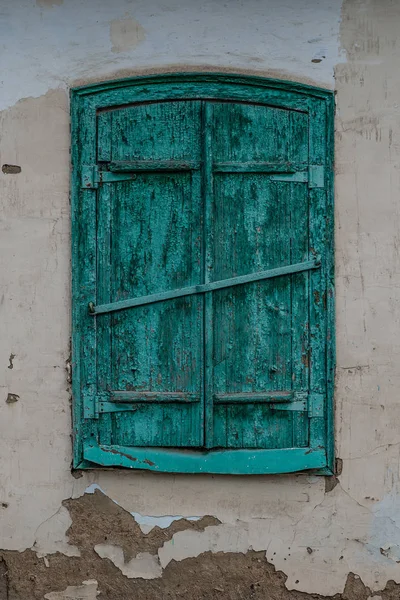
[83,444,327,475]
[70,72,335,475]
[325,91,335,477]
[72,71,333,99]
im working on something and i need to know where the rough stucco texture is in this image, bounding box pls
[0,0,342,111]
[2,0,400,597]
[2,490,400,600]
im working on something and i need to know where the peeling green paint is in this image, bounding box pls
[71,73,334,474]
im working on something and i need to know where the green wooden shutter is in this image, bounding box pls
[95,101,204,447]
[207,101,311,449]
[72,74,334,474]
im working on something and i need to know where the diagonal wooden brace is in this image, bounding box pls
[89,258,320,316]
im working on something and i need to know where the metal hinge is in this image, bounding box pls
[83,390,108,419]
[86,390,324,418]
[308,166,325,189]
[308,393,324,418]
[81,166,140,188]
[81,165,100,189]
[270,391,308,412]
[271,391,324,416]
[82,164,326,189]
[271,166,324,188]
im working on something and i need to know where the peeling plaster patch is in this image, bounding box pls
[6,393,19,404]
[130,512,201,534]
[95,545,162,579]
[110,15,146,53]
[84,484,106,495]
[44,580,99,600]
[84,484,201,533]
[33,506,80,558]
[158,523,250,570]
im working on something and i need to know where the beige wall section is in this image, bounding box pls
[0,0,342,112]
[2,0,400,596]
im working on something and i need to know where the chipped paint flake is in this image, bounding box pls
[94,545,162,579]
[44,580,99,600]
[84,484,106,495]
[33,506,80,558]
[158,523,250,570]
[130,513,201,534]
[84,484,201,533]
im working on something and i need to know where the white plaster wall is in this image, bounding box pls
[3,0,400,596]
[0,0,342,112]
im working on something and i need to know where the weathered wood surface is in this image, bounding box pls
[71,74,334,473]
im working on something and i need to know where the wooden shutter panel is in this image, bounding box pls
[95,101,204,447]
[73,74,334,473]
[206,102,312,449]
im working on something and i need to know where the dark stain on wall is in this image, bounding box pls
[5,394,19,405]
[1,165,21,175]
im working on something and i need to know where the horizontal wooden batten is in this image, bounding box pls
[214,391,308,412]
[108,160,201,172]
[81,162,324,188]
[89,258,320,315]
[213,161,305,173]
[214,391,294,403]
[97,391,318,415]
[109,391,199,403]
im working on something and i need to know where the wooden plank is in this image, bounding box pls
[91,259,320,315]
[325,94,336,474]
[213,161,303,173]
[214,391,293,403]
[288,110,310,448]
[97,112,112,162]
[308,97,329,453]
[110,391,199,403]
[72,73,333,114]
[109,100,202,163]
[210,101,309,450]
[203,102,214,448]
[104,100,204,448]
[96,111,113,443]
[71,95,99,464]
[84,443,327,474]
[108,160,200,172]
